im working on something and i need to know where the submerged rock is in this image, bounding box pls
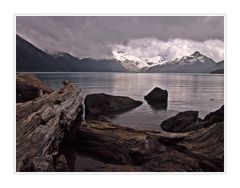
[146,100,168,110]
[16,74,52,103]
[144,87,168,109]
[84,93,142,119]
[160,111,199,132]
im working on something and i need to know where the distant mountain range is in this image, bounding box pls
[16,35,126,72]
[112,50,168,72]
[208,60,224,74]
[16,35,224,73]
[146,51,224,73]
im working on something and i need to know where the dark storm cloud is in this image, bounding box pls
[16,16,224,59]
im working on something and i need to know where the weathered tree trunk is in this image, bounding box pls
[16,81,83,172]
[76,121,223,172]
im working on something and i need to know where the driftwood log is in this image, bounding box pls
[16,81,83,171]
[76,120,223,172]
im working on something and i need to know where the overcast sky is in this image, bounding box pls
[16,16,224,61]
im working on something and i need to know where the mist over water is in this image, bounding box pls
[36,72,224,130]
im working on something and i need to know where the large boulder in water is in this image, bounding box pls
[144,87,168,109]
[161,105,224,133]
[85,93,143,119]
[16,74,52,103]
[160,111,199,133]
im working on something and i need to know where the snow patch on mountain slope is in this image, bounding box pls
[170,51,216,65]
[112,50,168,70]
[112,49,217,72]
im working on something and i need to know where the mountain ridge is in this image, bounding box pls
[16,34,127,72]
[16,34,224,73]
[146,51,219,73]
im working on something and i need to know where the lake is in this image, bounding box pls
[36,72,224,130]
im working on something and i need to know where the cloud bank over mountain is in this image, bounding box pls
[16,16,224,61]
[111,38,224,62]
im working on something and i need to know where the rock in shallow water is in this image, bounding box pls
[84,93,143,119]
[160,111,199,132]
[144,87,168,109]
[204,105,224,124]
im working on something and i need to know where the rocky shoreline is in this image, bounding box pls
[16,74,224,172]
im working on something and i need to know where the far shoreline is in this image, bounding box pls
[16,71,224,75]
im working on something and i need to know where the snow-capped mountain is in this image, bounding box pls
[146,51,217,73]
[112,50,168,72]
[169,51,216,65]
[17,34,223,73]
[112,50,217,72]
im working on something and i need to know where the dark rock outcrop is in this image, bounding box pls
[16,81,83,172]
[204,105,224,124]
[16,74,52,103]
[144,87,168,102]
[160,111,199,132]
[76,120,223,172]
[160,106,224,133]
[144,87,168,109]
[178,121,208,132]
[84,93,142,119]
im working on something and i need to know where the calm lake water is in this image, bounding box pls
[36,72,224,131]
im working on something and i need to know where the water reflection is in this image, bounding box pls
[36,72,224,130]
[146,100,168,111]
